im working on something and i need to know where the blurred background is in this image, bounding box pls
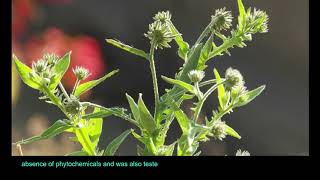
[12,0,308,156]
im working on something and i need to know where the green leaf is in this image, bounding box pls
[235,85,266,107]
[65,150,88,156]
[198,34,214,70]
[106,39,149,60]
[137,94,157,135]
[161,76,194,94]
[168,21,189,60]
[82,109,113,119]
[225,124,241,139]
[159,142,176,156]
[75,126,95,156]
[125,93,140,121]
[87,108,103,149]
[179,43,203,82]
[237,0,246,31]
[213,68,227,109]
[173,108,190,134]
[16,120,72,145]
[13,54,42,90]
[49,51,71,90]
[103,129,133,156]
[74,69,119,97]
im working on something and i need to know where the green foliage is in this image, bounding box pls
[13,0,268,156]
[74,69,119,97]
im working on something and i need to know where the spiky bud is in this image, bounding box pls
[236,149,250,156]
[211,8,233,31]
[73,66,90,80]
[145,21,175,49]
[211,120,227,141]
[32,59,48,74]
[246,8,269,33]
[43,53,60,66]
[224,67,245,91]
[64,95,81,115]
[188,70,205,83]
[153,11,171,24]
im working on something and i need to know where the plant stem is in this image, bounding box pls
[16,144,23,156]
[72,78,80,95]
[149,42,160,119]
[59,83,70,100]
[192,80,225,123]
[195,17,218,45]
[81,102,139,126]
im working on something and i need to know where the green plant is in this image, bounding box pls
[13,0,268,156]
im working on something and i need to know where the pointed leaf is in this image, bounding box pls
[137,94,156,135]
[235,85,265,107]
[125,93,140,121]
[13,54,41,90]
[49,51,71,90]
[106,39,149,59]
[87,108,103,149]
[16,120,72,145]
[161,76,194,93]
[75,127,95,156]
[74,69,119,97]
[213,68,227,109]
[168,21,189,60]
[237,0,246,31]
[198,34,214,69]
[225,124,241,139]
[103,129,133,156]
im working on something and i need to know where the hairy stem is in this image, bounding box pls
[16,144,23,156]
[82,102,139,126]
[149,42,160,121]
[72,79,80,95]
[192,80,225,123]
[195,17,218,45]
[59,83,70,100]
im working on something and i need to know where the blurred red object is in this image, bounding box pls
[12,0,35,40]
[24,28,106,92]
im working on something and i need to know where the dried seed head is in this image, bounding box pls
[32,59,48,74]
[225,67,245,91]
[73,66,90,80]
[188,70,205,83]
[144,21,175,49]
[153,11,171,24]
[211,120,227,141]
[211,8,233,31]
[236,149,250,156]
[43,53,60,65]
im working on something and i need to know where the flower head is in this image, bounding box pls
[224,67,245,91]
[64,95,81,115]
[144,21,175,49]
[236,149,250,156]
[153,11,171,24]
[211,120,227,141]
[188,70,205,83]
[32,59,48,74]
[73,66,90,80]
[211,8,233,31]
[246,8,269,33]
[43,53,60,66]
